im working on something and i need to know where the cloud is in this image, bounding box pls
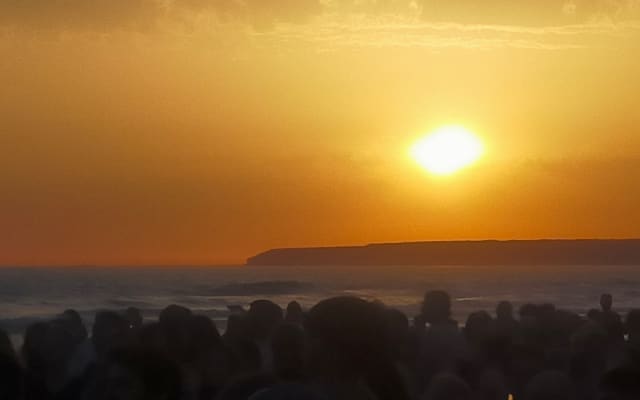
[0,0,162,31]
[252,16,640,51]
[418,0,640,26]
[0,0,325,32]
[1,0,638,33]
[1,0,638,54]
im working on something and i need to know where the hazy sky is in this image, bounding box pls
[1,0,640,265]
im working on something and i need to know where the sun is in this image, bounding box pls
[410,125,484,176]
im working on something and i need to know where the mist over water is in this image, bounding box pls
[1,265,638,335]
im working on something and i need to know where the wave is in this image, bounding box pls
[208,280,316,296]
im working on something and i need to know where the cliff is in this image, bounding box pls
[246,239,640,266]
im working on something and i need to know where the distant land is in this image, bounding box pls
[246,239,640,266]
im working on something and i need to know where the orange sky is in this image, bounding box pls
[1,1,640,265]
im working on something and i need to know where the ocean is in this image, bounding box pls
[1,265,639,339]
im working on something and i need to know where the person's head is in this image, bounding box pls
[600,293,613,312]
[59,309,88,343]
[496,301,514,321]
[159,305,192,328]
[285,301,304,324]
[421,290,452,325]
[523,370,574,400]
[464,311,493,346]
[247,300,283,341]
[423,374,471,400]
[305,296,389,379]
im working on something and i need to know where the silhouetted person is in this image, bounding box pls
[599,294,624,344]
[305,296,410,400]
[418,290,465,390]
[496,301,519,335]
[247,300,283,340]
[224,314,248,344]
[247,300,283,371]
[421,290,455,327]
[464,311,493,349]
[601,294,614,313]
[183,314,226,399]
[570,317,608,400]
[57,310,95,382]
[271,323,305,381]
[21,320,78,398]
[159,304,193,363]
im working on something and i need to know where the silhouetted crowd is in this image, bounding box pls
[1,291,640,400]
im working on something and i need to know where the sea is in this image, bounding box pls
[1,264,639,342]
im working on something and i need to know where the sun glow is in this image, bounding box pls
[411,126,484,176]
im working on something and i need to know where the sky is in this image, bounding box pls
[1,0,640,265]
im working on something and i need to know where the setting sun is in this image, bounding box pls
[411,126,484,176]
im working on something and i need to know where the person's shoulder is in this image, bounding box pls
[605,310,623,322]
[426,321,461,338]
